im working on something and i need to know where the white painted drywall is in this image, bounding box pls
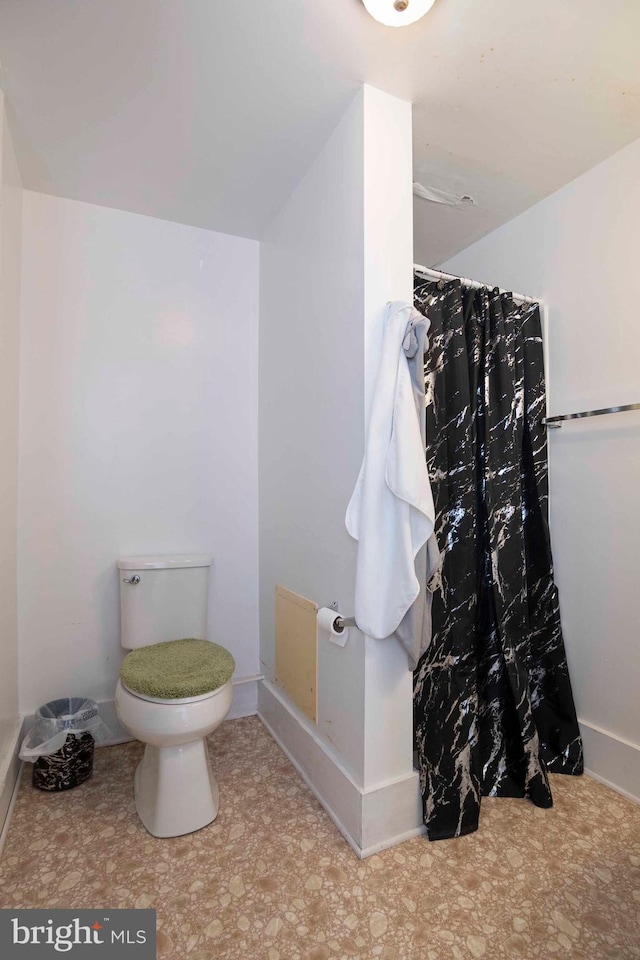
[259,85,415,798]
[18,192,260,714]
[442,137,640,795]
[0,95,22,732]
[362,85,415,789]
[259,89,367,784]
[0,94,23,831]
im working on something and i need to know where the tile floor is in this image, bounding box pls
[0,716,639,959]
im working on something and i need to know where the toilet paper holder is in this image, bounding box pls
[326,602,357,633]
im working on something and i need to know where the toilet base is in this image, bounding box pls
[134,738,219,838]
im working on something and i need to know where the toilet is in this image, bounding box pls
[114,554,234,838]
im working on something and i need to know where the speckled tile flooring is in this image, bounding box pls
[0,716,639,959]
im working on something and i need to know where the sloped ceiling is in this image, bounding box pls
[1,0,639,264]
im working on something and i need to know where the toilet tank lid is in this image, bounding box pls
[117,554,212,571]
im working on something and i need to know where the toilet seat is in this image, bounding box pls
[120,682,225,705]
[119,637,235,700]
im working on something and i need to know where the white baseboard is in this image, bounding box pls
[94,699,133,745]
[228,676,260,720]
[0,717,25,854]
[21,677,262,751]
[0,756,23,860]
[258,679,424,858]
[579,718,640,804]
[258,680,364,854]
[360,773,425,856]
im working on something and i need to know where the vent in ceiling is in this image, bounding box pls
[413,182,476,207]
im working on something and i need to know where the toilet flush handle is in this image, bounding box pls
[122,575,141,585]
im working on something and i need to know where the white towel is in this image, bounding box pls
[345,301,436,640]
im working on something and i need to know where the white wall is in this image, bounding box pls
[0,96,21,727]
[362,86,414,790]
[259,89,367,782]
[259,85,421,854]
[0,93,23,826]
[443,137,640,799]
[18,192,260,715]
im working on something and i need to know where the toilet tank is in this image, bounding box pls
[117,555,212,650]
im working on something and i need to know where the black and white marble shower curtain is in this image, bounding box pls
[413,277,583,841]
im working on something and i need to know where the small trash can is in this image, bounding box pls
[19,698,109,792]
[33,731,95,791]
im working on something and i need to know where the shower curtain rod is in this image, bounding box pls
[413,264,540,306]
[414,266,639,429]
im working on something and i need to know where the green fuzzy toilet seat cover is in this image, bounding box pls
[120,638,235,699]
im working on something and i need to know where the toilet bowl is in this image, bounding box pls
[115,675,233,838]
[115,555,235,838]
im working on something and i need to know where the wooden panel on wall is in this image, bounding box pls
[275,585,317,724]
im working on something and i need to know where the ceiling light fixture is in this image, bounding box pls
[362,0,436,28]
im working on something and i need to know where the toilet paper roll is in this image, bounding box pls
[317,607,349,647]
